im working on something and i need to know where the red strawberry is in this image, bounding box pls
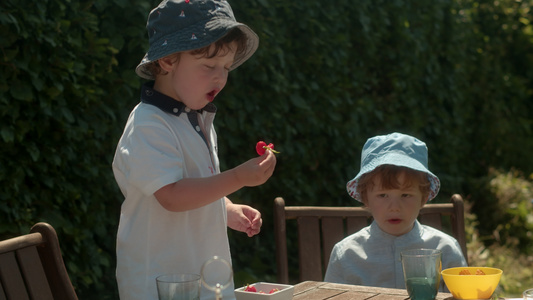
[256,141,267,155]
[269,288,279,294]
[244,284,257,292]
[256,141,280,155]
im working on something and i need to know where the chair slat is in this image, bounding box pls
[286,206,370,218]
[419,213,444,231]
[31,223,79,300]
[321,217,345,270]
[0,233,42,254]
[0,279,7,300]
[16,247,54,300]
[420,204,453,214]
[297,217,322,281]
[0,252,30,300]
[273,197,289,284]
[346,216,371,235]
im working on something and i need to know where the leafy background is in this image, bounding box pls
[0,0,531,298]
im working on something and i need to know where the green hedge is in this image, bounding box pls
[0,0,149,298]
[0,0,531,298]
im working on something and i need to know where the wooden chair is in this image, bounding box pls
[274,194,467,284]
[0,222,78,300]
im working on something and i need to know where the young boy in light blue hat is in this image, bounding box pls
[112,1,276,299]
[324,132,467,289]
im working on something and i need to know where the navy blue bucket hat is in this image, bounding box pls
[136,0,259,80]
[347,132,441,202]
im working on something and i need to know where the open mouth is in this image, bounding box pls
[207,90,217,102]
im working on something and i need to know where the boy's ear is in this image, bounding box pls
[158,56,176,72]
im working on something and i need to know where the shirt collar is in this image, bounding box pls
[369,219,423,240]
[140,82,217,116]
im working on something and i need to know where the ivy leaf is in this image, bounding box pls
[1,127,14,143]
[9,82,33,101]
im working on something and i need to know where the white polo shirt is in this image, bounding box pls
[112,83,235,300]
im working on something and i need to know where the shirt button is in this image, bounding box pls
[173,108,179,113]
[185,107,191,113]
[195,126,201,132]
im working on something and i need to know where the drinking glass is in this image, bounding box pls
[401,249,442,300]
[524,288,533,300]
[156,273,201,300]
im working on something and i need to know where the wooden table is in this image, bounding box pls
[293,281,455,300]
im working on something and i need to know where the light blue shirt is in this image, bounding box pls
[324,220,467,290]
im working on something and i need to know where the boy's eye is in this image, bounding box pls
[402,194,412,198]
[204,65,215,69]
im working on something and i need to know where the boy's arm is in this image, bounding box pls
[154,150,276,212]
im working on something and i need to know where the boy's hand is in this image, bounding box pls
[233,150,276,187]
[226,200,262,237]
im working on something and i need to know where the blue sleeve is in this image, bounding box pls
[324,244,344,283]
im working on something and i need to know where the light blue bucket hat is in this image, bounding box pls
[347,132,440,202]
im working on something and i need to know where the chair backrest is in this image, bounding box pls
[273,194,467,284]
[0,222,78,300]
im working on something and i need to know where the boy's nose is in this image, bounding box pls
[388,198,401,211]
[214,68,228,83]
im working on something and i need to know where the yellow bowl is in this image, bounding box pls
[441,267,502,299]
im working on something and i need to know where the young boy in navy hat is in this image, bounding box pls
[112,1,276,299]
[324,132,466,289]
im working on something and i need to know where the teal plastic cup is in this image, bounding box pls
[401,249,442,300]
